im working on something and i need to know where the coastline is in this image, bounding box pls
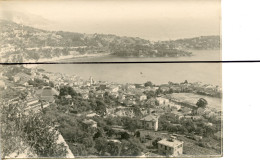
[31,52,111,63]
[23,53,111,68]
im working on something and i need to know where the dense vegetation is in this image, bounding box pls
[0,97,68,158]
[160,36,221,50]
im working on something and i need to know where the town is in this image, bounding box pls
[0,65,222,158]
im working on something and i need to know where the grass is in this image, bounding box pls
[178,135,222,157]
[171,93,222,111]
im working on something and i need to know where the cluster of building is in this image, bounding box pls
[138,113,184,157]
[0,66,223,157]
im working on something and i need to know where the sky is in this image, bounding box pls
[0,0,221,41]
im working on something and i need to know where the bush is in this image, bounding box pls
[1,101,68,158]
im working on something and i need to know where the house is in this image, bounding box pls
[82,119,97,128]
[65,95,72,99]
[158,136,184,157]
[113,106,135,117]
[127,84,136,89]
[110,86,119,93]
[159,86,170,92]
[86,112,99,118]
[170,103,181,111]
[139,94,147,101]
[171,111,184,120]
[96,90,104,98]
[156,97,170,105]
[146,98,157,106]
[82,93,89,99]
[107,139,121,144]
[140,114,159,131]
[134,84,144,88]
[13,76,20,82]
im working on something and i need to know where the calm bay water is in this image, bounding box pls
[40,50,221,86]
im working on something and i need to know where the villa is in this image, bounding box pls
[158,136,184,157]
[140,114,159,131]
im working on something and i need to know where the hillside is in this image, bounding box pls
[0,20,220,62]
[160,36,221,50]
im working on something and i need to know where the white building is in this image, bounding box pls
[139,95,147,101]
[158,136,184,157]
[140,114,159,131]
[156,97,170,105]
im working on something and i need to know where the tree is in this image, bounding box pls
[59,86,77,97]
[124,118,142,132]
[1,102,28,157]
[120,132,130,140]
[204,126,216,137]
[168,88,174,94]
[23,115,68,157]
[152,137,162,147]
[155,88,163,95]
[95,100,107,116]
[94,137,108,155]
[106,128,115,137]
[93,128,105,139]
[145,90,156,99]
[120,138,145,156]
[0,101,68,158]
[135,131,141,137]
[144,81,153,87]
[106,141,121,156]
[49,81,55,88]
[168,81,174,85]
[196,98,208,108]
[82,137,95,148]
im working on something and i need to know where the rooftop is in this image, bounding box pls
[82,119,97,125]
[158,138,183,148]
[140,114,158,122]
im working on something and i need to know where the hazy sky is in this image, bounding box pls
[0,0,221,40]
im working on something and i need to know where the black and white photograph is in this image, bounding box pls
[0,0,222,158]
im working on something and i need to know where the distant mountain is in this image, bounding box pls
[0,20,220,62]
[0,10,55,30]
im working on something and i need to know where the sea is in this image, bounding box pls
[39,50,222,86]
